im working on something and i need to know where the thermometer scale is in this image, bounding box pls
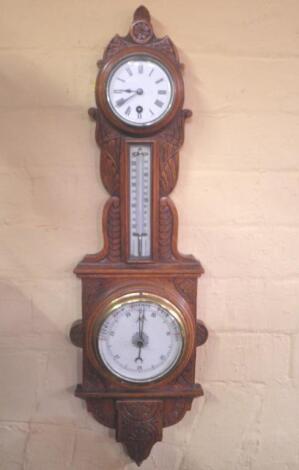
[129,144,152,259]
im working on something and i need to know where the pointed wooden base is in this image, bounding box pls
[116,400,163,466]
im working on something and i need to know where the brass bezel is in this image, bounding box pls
[92,292,188,385]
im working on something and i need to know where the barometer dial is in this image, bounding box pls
[96,294,184,383]
[106,54,174,127]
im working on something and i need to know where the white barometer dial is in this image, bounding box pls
[106,55,174,127]
[96,294,184,383]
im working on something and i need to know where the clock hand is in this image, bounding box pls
[113,89,140,93]
[135,344,143,362]
[115,88,144,107]
[135,307,145,363]
[140,305,145,340]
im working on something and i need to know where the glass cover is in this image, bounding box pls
[97,296,184,383]
[106,55,174,127]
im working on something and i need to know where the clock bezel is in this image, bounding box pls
[96,47,184,135]
[95,293,185,384]
[106,54,175,128]
[86,288,195,389]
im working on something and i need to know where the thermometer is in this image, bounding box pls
[129,144,152,258]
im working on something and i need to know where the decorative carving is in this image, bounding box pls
[148,36,180,64]
[96,114,121,196]
[107,197,121,261]
[174,278,197,305]
[116,400,163,466]
[102,6,180,66]
[69,320,83,348]
[132,4,151,23]
[130,6,153,44]
[131,21,153,44]
[159,197,175,261]
[158,111,187,196]
[103,35,131,62]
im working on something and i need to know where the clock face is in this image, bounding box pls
[96,294,184,383]
[106,55,174,127]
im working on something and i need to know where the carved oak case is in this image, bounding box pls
[70,6,208,466]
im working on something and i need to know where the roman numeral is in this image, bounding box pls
[126,66,133,76]
[155,99,164,108]
[149,108,154,115]
[116,77,125,82]
[125,106,131,116]
[149,68,154,76]
[138,63,143,74]
[155,78,164,84]
[158,90,167,95]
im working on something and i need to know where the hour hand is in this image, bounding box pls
[113,89,134,93]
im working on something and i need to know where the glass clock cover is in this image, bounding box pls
[106,55,174,127]
[96,294,184,383]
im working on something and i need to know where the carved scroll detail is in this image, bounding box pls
[96,114,121,196]
[107,197,121,261]
[159,111,186,196]
[159,197,175,261]
[116,400,163,466]
[102,6,180,65]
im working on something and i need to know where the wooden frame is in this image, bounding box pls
[70,6,208,466]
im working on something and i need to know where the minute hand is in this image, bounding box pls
[115,89,143,108]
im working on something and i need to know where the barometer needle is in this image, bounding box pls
[135,306,145,363]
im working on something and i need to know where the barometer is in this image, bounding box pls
[70,6,208,466]
[95,293,185,383]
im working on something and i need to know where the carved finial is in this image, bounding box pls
[133,5,151,22]
[130,5,153,44]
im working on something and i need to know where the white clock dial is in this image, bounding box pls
[97,295,184,383]
[106,55,174,127]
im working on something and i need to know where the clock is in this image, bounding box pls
[96,48,184,135]
[105,54,174,127]
[70,6,208,466]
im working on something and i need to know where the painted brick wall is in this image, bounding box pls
[0,1,298,469]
